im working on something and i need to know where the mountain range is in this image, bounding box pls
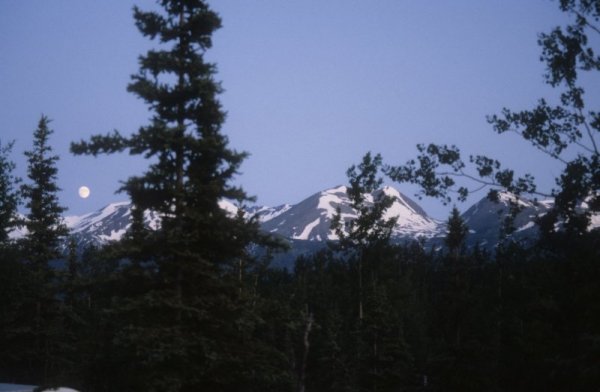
[55,185,581,262]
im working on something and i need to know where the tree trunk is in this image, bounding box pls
[358,255,364,321]
[297,311,314,392]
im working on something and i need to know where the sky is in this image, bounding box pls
[0,0,584,219]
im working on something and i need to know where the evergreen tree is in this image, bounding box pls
[22,115,69,265]
[0,139,27,382]
[444,206,468,257]
[0,140,20,243]
[71,1,280,390]
[18,115,69,386]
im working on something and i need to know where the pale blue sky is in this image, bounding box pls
[0,1,579,218]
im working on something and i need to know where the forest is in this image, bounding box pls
[0,1,599,391]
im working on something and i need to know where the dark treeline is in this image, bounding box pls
[1,203,600,391]
[1,0,599,390]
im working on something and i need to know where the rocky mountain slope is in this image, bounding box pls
[461,191,554,248]
[261,185,441,241]
[15,185,597,257]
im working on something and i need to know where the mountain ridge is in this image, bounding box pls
[15,185,597,255]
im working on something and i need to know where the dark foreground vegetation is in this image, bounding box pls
[0,0,599,391]
[1,203,599,391]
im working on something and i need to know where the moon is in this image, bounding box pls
[78,186,90,199]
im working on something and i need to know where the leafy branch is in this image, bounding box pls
[384,143,548,206]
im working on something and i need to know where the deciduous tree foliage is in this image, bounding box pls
[333,152,398,250]
[328,153,419,390]
[332,152,398,322]
[385,0,600,235]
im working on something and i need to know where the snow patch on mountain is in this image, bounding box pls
[247,204,293,223]
[294,217,321,240]
[99,228,127,242]
[496,191,532,208]
[316,185,349,219]
[378,186,440,237]
[590,214,600,229]
[516,221,536,232]
[218,200,239,217]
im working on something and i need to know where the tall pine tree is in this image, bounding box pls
[444,206,468,257]
[0,139,27,383]
[0,140,20,244]
[22,116,69,265]
[19,115,69,386]
[71,1,279,390]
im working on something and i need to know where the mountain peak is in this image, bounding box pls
[261,185,442,241]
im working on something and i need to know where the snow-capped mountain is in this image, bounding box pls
[64,200,241,248]
[65,202,161,248]
[19,185,595,255]
[246,204,293,223]
[460,191,553,247]
[53,185,442,248]
[261,185,441,241]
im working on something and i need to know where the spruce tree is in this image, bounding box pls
[0,140,20,244]
[444,206,468,257]
[71,1,275,390]
[0,139,27,382]
[22,115,69,265]
[19,115,69,386]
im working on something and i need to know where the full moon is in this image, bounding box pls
[78,186,90,199]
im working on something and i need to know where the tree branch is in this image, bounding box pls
[436,170,553,198]
[575,11,600,36]
[507,129,570,164]
[579,108,599,155]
